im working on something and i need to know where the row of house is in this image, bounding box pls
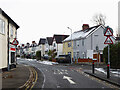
[0,8,19,70]
[17,34,69,58]
[17,24,119,63]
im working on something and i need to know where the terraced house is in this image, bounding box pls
[0,8,19,70]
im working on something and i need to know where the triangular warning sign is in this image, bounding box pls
[104,28,113,36]
[104,37,113,44]
[12,38,19,45]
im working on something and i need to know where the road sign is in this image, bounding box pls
[104,26,113,35]
[104,27,113,36]
[104,37,113,44]
[12,38,19,45]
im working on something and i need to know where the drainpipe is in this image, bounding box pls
[7,19,10,71]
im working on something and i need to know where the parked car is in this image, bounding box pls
[26,54,31,59]
[43,54,49,60]
[56,55,71,63]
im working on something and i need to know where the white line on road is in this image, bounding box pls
[63,76,76,84]
[53,69,68,75]
[38,68,46,88]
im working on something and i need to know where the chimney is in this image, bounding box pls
[32,41,35,44]
[22,44,24,47]
[82,24,89,30]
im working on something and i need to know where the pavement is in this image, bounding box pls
[67,63,120,88]
[2,64,30,89]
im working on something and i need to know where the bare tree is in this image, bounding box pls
[92,13,106,25]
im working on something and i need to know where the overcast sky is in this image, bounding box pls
[0,0,119,45]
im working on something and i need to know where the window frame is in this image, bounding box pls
[68,42,71,47]
[0,19,5,35]
[10,25,14,37]
[76,40,79,47]
[82,39,84,46]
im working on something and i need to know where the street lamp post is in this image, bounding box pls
[67,27,73,64]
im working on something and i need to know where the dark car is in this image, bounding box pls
[26,54,31,59]
[56,55,71,63]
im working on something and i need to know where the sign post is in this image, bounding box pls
[104,26,113,78]
[12,38,19,65]
[92,61,94,74]
[107,45,110,78]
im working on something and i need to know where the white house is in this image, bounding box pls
[0,8,19,70]
[24,43,30,55]
[64,24,116,62]
[38,38,46,57]
[52,34,69,57]
[45,37,53,53]
[30,41,37,56]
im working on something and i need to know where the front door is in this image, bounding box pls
[11,52,15,63]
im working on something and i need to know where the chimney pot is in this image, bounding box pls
[82,24,89,30]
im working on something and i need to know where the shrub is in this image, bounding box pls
[16,55,20,57]
[48,50,52,56]
[36,50,41,60]
[103,42,120,68]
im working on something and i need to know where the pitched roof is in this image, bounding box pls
[63,25,103,42]
[53,34,69,43]
[38,38,46,45]
[0,8,19,29]
[46,37,53,45]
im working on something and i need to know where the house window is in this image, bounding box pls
[15,31,17,38]
[10,25,13,37]
[68,42,71,47]
[74,41,76,47]
[54,43,56,47]
[26,48,28,51]
[77,52,79,58]
[82,39,84,46]
[76,41,79,47]
[0,19,5,34]
[68,52,71,56]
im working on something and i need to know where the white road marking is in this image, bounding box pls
[38,68,46,88]
[53,69,68,75]
[57,86,61,88]
[63,76,76,84]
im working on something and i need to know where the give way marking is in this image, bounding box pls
[63,76,76,84]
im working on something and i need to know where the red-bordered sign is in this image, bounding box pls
[10,48,16,51]
[12,38,19,45]
[104,37,113,44]
[104,27,113,36]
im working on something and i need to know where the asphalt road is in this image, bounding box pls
[17,58,114,89]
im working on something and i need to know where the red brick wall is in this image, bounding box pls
[78,58,97,62]
[52,59,56,62]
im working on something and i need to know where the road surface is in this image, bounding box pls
[17,58,114,89]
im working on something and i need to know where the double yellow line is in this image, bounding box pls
[19,66,38,89]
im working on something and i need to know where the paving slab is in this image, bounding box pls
[2,64,30,89]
